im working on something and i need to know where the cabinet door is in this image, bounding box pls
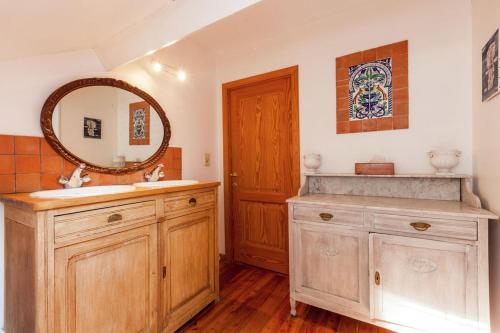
[54,225,158,333]
[292,222,369,315]
[370,233,478,332]
[160,209,217,331]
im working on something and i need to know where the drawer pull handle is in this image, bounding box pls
[189,198,197,207]
[410,222,431,231]
[107,213,123,223]
[375,271,381,285]
[319,213,334,221]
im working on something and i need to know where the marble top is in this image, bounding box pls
[303,173,471,179]
[287,194,497,220]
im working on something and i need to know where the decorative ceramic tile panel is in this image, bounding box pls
[0,134,182,194]
[336,40,409,134]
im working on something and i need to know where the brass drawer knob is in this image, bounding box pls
[375,271,381,285]
[107,213,123,223]
[319,213,334,221]
[410,222,431,231]
[189,197,197,207]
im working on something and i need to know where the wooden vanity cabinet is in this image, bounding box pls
[159,211,217,332]
[159,190,218,333]
[54,224,158,333]
[2,183,219,333]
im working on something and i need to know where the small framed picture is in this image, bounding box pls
[83,117,102,139]
[129,101,150,145]
[482,29,499,101]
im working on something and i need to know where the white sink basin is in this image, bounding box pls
[30,185,136,199]
[134,180,199,188]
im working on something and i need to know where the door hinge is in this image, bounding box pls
[162,266,167,279]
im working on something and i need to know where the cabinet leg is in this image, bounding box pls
[290,298,297,317]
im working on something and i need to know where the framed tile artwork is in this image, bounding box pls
[336,40,409,134]
[129,101,150,145]
[482,29,499,102]
[83,117,102,139]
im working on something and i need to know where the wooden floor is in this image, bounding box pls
[179,263,393,333]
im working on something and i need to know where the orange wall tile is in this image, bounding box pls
[15,136,40,155]
[15,155,41,174]
[0,135,182,194]
[0,156,15,174]
[0,175,15,194]
[15,174,41,193]
[0,135,14,154]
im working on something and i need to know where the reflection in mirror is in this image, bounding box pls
[52,86,164,168]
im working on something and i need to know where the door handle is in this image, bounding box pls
[410,222,431,231]
[319,213,334,221]
[229,172,238,177]
[107,213,123,223]
[374,271,381,285]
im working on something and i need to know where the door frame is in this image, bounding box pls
[222,65,300,262]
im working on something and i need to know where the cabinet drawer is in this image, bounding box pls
[292,205,364,227]
[370,212,477,240]
[54,201,157,243]
[164,191,215,217]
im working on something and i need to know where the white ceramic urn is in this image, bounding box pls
[304,153,321,173]
[428,149,461,175]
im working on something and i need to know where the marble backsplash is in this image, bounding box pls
[308,175,461,201]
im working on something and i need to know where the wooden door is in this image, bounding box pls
[370,233,478,332]
[223,66,300,274]
[160,209,217,332]
[54,225,158,333]
[292,222,369,315]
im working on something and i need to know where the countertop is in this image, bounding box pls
[302,173,471,179]
[0,180,220,211]
[287,193,498,220]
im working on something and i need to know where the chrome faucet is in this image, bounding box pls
[59,163,91,189]
[145,163,165,182]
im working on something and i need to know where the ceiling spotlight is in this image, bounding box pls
[177,69,187,81]
[152,62,163,72]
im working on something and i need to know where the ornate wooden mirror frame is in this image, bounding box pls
[41,78,171,175]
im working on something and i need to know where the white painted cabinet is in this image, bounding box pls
[370,233,478,332]
[288,173,496,333]
[292,222,369,315]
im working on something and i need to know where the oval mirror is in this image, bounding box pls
[41,78,171,174]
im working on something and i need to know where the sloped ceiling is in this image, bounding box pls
[187,0,366,57]
[0,0,261,69]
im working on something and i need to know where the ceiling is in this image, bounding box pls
[0,0,364,66]
[0,0,173,61]
[188,0,366,56]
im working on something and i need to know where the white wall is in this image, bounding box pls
[114,39,218,181]
[213,0,473,251]
[471,1,500,332]
[215,0,473,174]
[0,49,106,136]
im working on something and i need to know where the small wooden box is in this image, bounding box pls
[355,163,395,175]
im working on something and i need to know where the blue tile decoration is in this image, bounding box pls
[349,58,392,121]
